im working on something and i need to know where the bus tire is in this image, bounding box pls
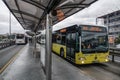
[60,48,64,57]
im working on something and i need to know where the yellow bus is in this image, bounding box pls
[52,24,109,64]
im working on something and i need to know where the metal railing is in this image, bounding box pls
[0,40,15,49]
[109,48,120,62]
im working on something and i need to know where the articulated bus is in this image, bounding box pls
[52,24,109,64]
[15,34,26,45]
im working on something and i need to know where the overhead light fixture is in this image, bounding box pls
[58,0,75,7]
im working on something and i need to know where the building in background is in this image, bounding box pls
[98,10,120,38]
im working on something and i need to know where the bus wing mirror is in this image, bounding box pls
[78,29,81,36]
[76,27,81,35]
[78,31,81,35]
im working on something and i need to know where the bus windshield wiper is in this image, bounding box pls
[82,49,96,53]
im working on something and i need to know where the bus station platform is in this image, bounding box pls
[0,43,94,80]
[0,44,45,80]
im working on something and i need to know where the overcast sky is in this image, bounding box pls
[0,0,120,34]
[0,0,24,34]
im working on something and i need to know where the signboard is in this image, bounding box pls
[108,35,115,44]
[82,26,106,32]
[57,9,65,21]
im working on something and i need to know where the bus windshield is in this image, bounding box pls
[16,34,24,39]
[81,31,108,53]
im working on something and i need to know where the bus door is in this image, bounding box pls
[66,28,77,62]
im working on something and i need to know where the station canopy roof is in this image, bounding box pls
[3,0,97,32]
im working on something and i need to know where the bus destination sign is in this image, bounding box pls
[82,26,106,32]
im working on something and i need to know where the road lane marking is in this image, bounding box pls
[0,45,26,74]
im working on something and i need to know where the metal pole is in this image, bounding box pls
[45,14,52,80]
[112,55,114,62]
[33,34,36,51]
[107,15,110,47]
[107,15,109,35]
[34,34,36,49]
[96,18,97,25]
[9,11,11,45]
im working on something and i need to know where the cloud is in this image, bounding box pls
[0,0,24,34]
[73,0,120,18]
[0,21,24,33]
[0,14,9,23]
[0,22,9,34]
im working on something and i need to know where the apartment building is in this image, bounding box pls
[98,10,120,37]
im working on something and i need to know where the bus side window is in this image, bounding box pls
[66,34,71,44]
[56,35,61,44]
[87,44,91,49]
[52,34,57,43]
[61,35,66,45]
[75,32,79,52]
[81,43,86,49]
[76,27,81,36]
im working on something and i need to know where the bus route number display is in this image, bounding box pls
[82,26,103,32]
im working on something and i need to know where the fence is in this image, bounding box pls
[109,48,120,62]
[0,40,15,49]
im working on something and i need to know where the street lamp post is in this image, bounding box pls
[9,11,11,45]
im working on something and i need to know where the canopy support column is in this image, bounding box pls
[45,14,52,80]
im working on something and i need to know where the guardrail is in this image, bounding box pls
[109,48,120,62]
[0,40,15,49]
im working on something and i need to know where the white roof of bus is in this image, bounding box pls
[53,23,107,31]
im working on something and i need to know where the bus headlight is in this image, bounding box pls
[81,61,84,64]
[105,56,109,62]
[105,59,108,62]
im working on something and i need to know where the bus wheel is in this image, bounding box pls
[60,48,64,57]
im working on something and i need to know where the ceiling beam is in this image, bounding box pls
[12,9,40,20]
[22,0,46,10]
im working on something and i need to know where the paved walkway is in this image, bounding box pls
[1,44,45,80]
[0,43,94,80]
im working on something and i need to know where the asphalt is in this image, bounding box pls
[52,53,94,80]
[0,45,24,69]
